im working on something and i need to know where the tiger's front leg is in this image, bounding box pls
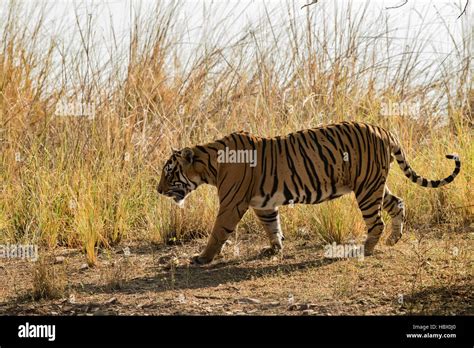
[191,204,248,265]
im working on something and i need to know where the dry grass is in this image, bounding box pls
[0,1,472,268]
[31,256,66,300]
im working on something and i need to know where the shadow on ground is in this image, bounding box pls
[73,251,337,296]
[403,282,473,315]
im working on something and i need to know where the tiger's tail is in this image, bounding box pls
[389,134,461,188]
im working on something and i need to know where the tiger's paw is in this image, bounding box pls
[259,244,282,258]
[190,254,213,266]
[363,248,384,257]
[386,234,401,246]
[363,246,375,257]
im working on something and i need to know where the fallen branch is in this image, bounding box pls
[301,0,318,10]
[385,0,470,19]
[457,0,470,18]
[386,0,408,10]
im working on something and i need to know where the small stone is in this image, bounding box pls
[238,297,261,304]
[299,303,310,310]
[105,297,118,305]
[79,263,88,270]
[171,257,179,267]
[288,304,298,311]
[302,309,315,315]
[54,256,65,264]
[158,255,172,265]
[177,294,186,304]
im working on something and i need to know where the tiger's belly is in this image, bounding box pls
[249,193,286,209]
[249,186,352,209]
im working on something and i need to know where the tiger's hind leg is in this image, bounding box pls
[254,208,284,255]
[382,187,406,246]
[356,182,386,256]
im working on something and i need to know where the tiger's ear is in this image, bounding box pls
[180,147,194,164]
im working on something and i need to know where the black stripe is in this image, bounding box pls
[359,199,381,212]
[276,136,282,154]
[367,222,384,234]
[295,135,319,196]
[283,138,302,197]
[323,145,337,163]
[222,227,233,233]
[258,216,278,223]
[308,130,330,178]
[383,195,396,207]
[283,182,293,204]
[255,211,278,219]
[353,123,367,152]
[345,125,363,187]
[259,138,268,196]
[333,128,352,173]
[262,194,271,207]
[363,210,380,220]
[339,124,355,149]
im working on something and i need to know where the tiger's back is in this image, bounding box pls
[245,122,394,210]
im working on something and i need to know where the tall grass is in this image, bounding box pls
[0,1,472,265]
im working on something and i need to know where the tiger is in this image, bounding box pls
[157,121,461,265]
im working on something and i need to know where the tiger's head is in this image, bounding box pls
[157,147,202,206]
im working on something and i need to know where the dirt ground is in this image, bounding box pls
[0,225,472,316]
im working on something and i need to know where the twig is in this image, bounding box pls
[301,0,318,10]
[386,0,408,10]
[385,0,470,19]
[451,204,474,210]
[457,0,470,18]
[194,295,223,300]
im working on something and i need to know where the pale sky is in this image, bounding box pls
[1,0,471,90]
[8,0,471,56]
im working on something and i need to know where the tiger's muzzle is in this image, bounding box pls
[159,187,186,203]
